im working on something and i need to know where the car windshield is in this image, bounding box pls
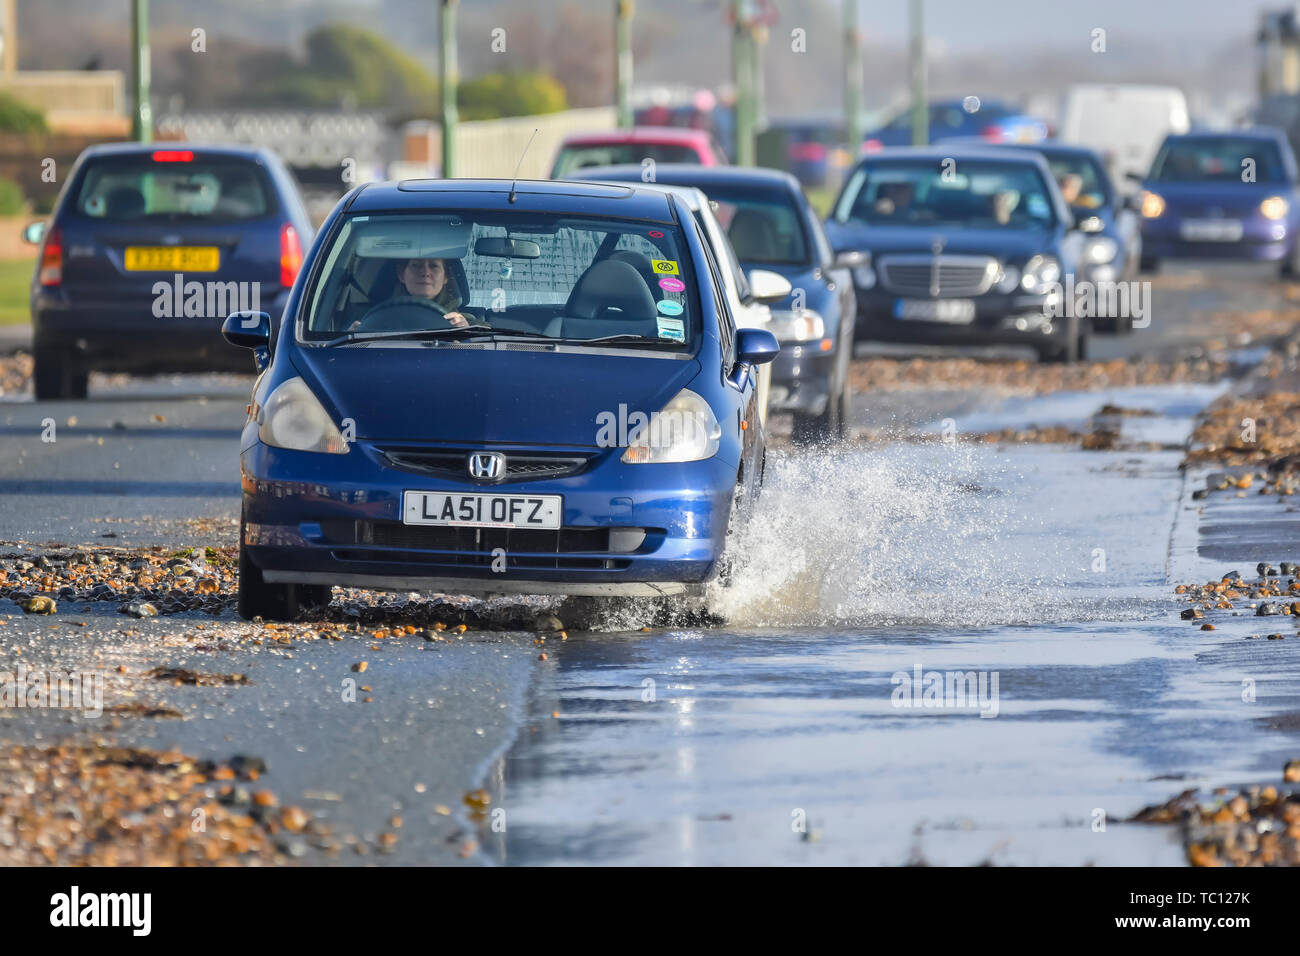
[1149,138,1288,183]
[552,144,700,177]
[73,155,273,221]
[703,188,809,265]
[1041,153,1110,209]
[834,159,1057,229]
[301,211,698,349]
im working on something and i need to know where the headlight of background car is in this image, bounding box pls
[851,253,876,290]
[1140,191,1165,218]
[996,264,1021,293]
[1083,237,1119,265]
[768,308,825,343]
[1020,255,1061,294]
[1261,196,1289,220]
[258,377,349,454]
[621,388,721,464]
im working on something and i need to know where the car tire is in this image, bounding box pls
[1039,320,1088,364]
[33,349,88,401]
[237,519,330,621]
[1138,254,1159,275]
[791,361,849,446]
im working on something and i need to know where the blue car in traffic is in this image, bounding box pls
[222,178,779,620]
[24,143,313,400]
[566,165,858,442]
[1134,129,1300,275]
[862,99,1049,151]
[825,147,1088,362]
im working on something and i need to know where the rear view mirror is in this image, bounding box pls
[735,327,780,366]
[832,249,866,269]
[747,268,792,303]
[21,221,45,245]
[474,236,541,259]
[222,311,271,349]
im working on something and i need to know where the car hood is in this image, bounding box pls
[824,221,1055,262]
[292,345,702,446]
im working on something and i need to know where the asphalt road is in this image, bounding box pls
[2,261,1298,865]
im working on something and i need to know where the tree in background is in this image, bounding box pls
[0,92,48,135]
[458,72,567,121]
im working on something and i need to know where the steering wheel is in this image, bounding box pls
[355,296,451,331]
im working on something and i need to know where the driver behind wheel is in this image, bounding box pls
[349,257,472,330]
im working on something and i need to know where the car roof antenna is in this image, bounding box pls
[508,128,540,204]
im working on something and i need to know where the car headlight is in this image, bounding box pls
[1261,196,1289,220]
[621,388,721,464]
[996,264,1020,293]
[258,376,349,454]
[851,253,876,290]
[1020,254,1061,294]
[1083,237,1119,265]
[1140,191,1165,218]
[768,308,825,343]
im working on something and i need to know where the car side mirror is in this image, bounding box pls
[746,269,792,303]
[21,221,45,245]
[832,249,866,269]
[735,327,780,366]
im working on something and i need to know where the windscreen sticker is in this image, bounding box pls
[657,299,684,316]
[650,259,679,276]
[658,276,685,292]
[656,317,685,342]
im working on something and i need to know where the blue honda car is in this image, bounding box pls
[24,143,313,399]
[1133,129,1300,276]
[222,178,779,620]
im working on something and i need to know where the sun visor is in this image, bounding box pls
[352,217,473,259]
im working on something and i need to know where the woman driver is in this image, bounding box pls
[394,257,471,327]
[350,257,471,330]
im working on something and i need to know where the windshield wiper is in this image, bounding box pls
[558,334,682,346]
[322,324,551,347]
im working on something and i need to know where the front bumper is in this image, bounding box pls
[851,286,1067,349]
[32,288,289,374]
[768,341,836,415]
[241,438,737,596]
[1140,216,1292,262]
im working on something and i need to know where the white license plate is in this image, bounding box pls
[1180,219,1243,242]
[894,298,976,323]
[402,491,562,529]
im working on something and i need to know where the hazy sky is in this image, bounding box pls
[855,0,1269,50]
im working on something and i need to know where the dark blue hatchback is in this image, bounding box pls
[26,143,313,399]
[222,179,778,620]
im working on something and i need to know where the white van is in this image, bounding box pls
[1060,85,1190,187]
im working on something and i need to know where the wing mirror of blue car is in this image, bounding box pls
[223,311,273,370]
[21,221,45,245]
[729,328,780,390]
[747,269,792,303]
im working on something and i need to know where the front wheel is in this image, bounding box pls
[237,520,329,621]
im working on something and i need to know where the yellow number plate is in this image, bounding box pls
[124,246,220,271]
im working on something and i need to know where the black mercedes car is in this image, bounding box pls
[824,147,1088,362]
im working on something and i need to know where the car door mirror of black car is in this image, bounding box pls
[21,221,45,245]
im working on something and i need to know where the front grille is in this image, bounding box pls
[878,255,997,297]
[320,520,643,571]
[380,448,591,483]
